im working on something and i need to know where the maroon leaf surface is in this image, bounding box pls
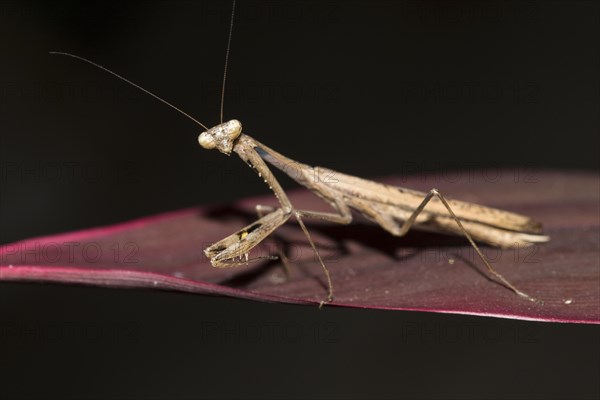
[1,171,598,323]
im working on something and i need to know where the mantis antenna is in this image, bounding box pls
[220,0,236,124]
[50,1,237,130]
[48,51,210,131]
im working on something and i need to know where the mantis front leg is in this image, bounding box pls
[206,138,337,303]
[205,207,289,267]
[255,204,291,277]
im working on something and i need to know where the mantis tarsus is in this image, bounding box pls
[50,1,550,306]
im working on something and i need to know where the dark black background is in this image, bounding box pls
[1,1,598,399]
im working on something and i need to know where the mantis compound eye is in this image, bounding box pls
[198,132,217,149]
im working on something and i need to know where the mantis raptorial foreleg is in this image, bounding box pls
[204,208,286,267]
[255,204,291,277]
[208,140,336,303]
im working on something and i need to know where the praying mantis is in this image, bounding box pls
[50,1,549,306]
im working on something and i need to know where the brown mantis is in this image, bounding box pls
[50,1,549,306]
[197,120,549,305]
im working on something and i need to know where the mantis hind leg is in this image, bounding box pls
[389,189,541,303]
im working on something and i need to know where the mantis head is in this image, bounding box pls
[198,119,242,155]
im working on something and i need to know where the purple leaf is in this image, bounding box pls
[1,171,598,323]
